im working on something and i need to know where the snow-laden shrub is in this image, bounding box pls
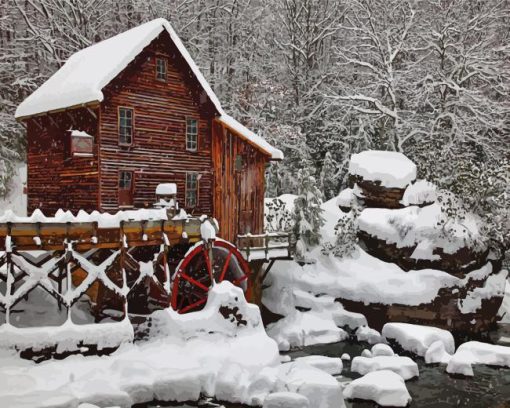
[265,197,293,232]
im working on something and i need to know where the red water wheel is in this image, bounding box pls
[171,240,251,313]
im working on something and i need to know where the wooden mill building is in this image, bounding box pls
[15,18,283,243]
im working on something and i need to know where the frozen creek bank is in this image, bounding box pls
[0,282,344,408]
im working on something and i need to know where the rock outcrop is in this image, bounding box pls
[338,150,506,334]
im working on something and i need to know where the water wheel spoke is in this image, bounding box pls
[232,275,248,286]
[180,272,209,292]
[202,247,213,280]
[172,240,251,313]
[179,298,207,314]
[219,251,233,282]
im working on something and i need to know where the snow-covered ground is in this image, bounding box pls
[0,282,344,408]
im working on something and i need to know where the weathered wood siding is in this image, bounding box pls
[98,32,215,214]
[26,109,99,215]
[212,120,266,242]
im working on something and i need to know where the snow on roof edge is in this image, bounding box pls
[218,114,284,160]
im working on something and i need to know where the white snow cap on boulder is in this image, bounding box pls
[343,370,412,407]
[382,322,455,356]
[15,18,282,160]
[349,150,417,188]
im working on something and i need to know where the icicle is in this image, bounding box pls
[5,235,12,253]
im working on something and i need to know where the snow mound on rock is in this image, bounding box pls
[382,322,455,356]
[358,203,484,255]
[276,362,345,408]
[372,343,394,357]
[401,180,437,206]
[356,326,384,344]
[425,340,452,364]
[266,310,348,351]
[343,370,412,407]
[263,391,309,408]
[349,150,417,189]
[446,341,510,377]
[351,355,419,380]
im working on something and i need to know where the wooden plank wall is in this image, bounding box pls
[26,109,99,216]
[212,120,266,242]
[99,32,214,214]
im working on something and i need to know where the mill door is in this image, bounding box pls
[118,170,134,207]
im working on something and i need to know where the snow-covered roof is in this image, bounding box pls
[15,18,283,160]
[218,114,283,160]
[349,150,417,188]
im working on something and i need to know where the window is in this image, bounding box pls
[119,171,132,189]
[185,172,198,208]
[186,118,198,151]
[68,130,93,158]
[156,58,167,81]
[119,107,133,145]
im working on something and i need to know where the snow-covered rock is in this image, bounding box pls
[358,203,483,256]
[0,318,134,353]
[341,353,351,361]
[356,326,383,345]
[424,340,452,364]
[446,341,510,377]
[382,323,455,356]
[276,362,345,408]
[294,355,343,375]
[266,310,348,351]
[351,355,419,380]
[371,343,394,357]
[343,370,412,407]
[361,349,372,358]
[349,151,417,189]
[263,392,310,408]
[401,180,437,206]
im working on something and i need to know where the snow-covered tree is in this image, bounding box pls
[319,151,338,200]
[293,168,325,248]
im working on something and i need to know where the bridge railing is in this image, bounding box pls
[236,231,296,262]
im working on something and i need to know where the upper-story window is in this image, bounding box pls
[119,107,133,145]
[156,57,167,81]
[186,118,198,151]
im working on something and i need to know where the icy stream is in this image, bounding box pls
[289,337,510,408]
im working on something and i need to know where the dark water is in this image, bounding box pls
[288,340,510,408]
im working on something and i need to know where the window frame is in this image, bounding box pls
[185,172,199,209]
[118,106,134,146]
[118,170,133,190]
[155,57,167,82]
[185,117,199,152]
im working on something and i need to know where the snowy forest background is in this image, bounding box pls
[0,0,508,249]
